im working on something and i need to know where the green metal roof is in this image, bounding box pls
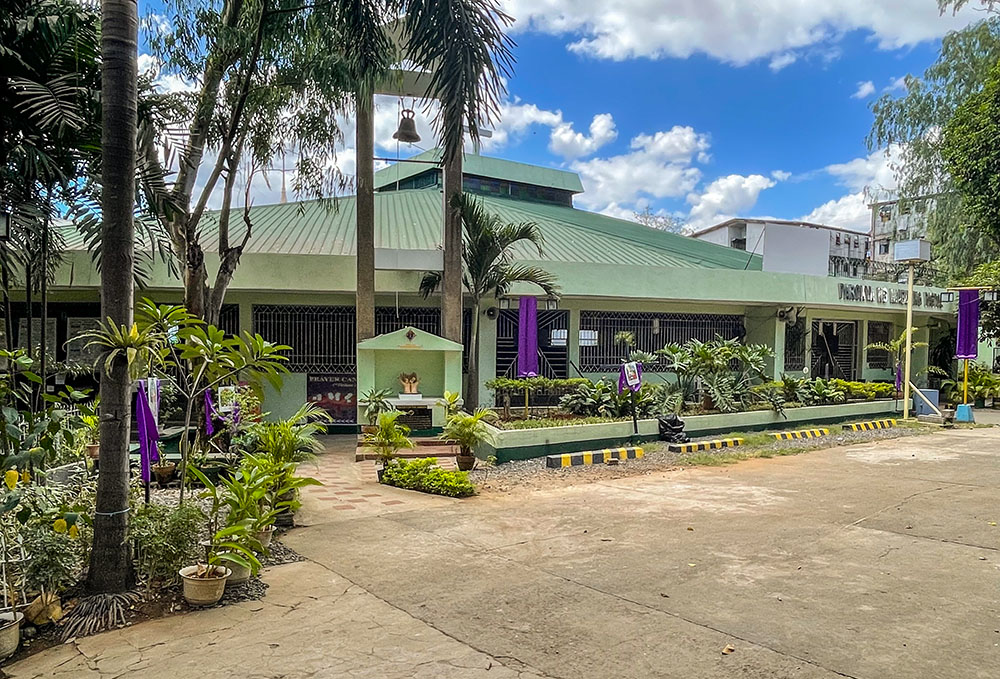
[373,149,585,194]
[156,191,761,270]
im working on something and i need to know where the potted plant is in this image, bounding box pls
[152,449,176,488]
[183,467,261,603]
[440,408,497,471]
[80,413,100,459]
[359,388,394,434]
[0,611,23,660]
[362,410,414,481]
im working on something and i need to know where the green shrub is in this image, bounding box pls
[23,526,84,593]
[380,458,476,497]
[130,502,205,587]
[486,377,590,395]
[499,416,627,430]
[558,379,662,418]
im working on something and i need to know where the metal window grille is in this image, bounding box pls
[252,305,357,372]
[252,304,472,374]
[579,311,745,373]
[784,317,806,371]
[496,309,569,379]
[218,304,240,336]
[866,321,893,369]
[811,320,858,380]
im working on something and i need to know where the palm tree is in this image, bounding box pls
[86,0,138,593]
[421,194,559,409]
[866,327,928,393]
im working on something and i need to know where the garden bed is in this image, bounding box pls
[478,400,902,463]
[469,421,930,494]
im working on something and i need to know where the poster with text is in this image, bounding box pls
[307,374,357,423]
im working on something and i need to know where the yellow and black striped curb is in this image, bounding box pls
[772,428,830,440]
[844,419,898,432]
[667,438,744,453]
[545,447,644,468]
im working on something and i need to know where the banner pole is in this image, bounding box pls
[964,358,969,405]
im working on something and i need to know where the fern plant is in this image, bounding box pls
[440,408,497,456]
[362,410,414,466]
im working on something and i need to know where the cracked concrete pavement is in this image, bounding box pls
[6,428,1000,678]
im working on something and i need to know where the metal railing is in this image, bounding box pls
[828,256,938,286]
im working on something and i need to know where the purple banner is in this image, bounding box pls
[204,390,219,436]
[136,381,160,483]
[619,362,643,393]
[956,289,980,360]
[517,297,538,377]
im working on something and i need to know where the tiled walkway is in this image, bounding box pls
[296,436,454,523]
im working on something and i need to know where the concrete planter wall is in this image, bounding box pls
[480,400,900,463]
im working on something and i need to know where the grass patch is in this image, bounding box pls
[673,420,931,468]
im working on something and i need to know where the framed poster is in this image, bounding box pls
[307,373,357,423]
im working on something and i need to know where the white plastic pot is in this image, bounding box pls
[0,611,23,660]
[179,565,230,606]
[226,562,251,587]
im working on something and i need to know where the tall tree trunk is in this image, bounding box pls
[88,0,138,594]
[466,300,480,411]
[1,256,12,353]
[38,212,48,409]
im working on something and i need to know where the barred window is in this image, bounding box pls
[783,317,806,372]
[579,311,744,372]
[252,305,472,374]
[867,321,893,369]
[253,305,357,373]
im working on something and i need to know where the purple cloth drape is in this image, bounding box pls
[619,362,643,393]
[956,289,980,359]
[517,297,538,377]
[204,390,219,436]
[136,381,160,483]
[895,363,902,392]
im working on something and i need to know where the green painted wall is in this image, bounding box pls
[262,373,308,421]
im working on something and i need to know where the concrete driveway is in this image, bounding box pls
[285,427,1000,679]
[7,428,999,678]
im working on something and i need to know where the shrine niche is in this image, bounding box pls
[356,326,463,431]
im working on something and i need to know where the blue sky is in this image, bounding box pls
[139,1,985,232]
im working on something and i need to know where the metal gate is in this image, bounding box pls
[810,320,858,380]
[496,309,569,379]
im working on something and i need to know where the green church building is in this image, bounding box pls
[19,150,954,423]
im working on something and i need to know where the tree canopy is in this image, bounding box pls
[869,12,1000,279]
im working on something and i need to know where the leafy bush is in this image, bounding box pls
[22,525,86,593]
[797,378,846,405]
[441,408,496,455]
[499,416,626,430]
[486,377,590,396]
[381,458,476,497]
[558,379,662,418]
[130,502,205,587]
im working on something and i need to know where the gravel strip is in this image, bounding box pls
[469,425,931,495]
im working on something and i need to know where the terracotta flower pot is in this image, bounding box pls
[86,443,100,460]
[179,565,230,606]
[456,454,476,471]
[153,462,176,488]
[0,611,23,660]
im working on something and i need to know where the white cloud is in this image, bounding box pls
[885,75,909,92]
[570,126,711,211]
[798,146,900,231]
[799,192,871,231]
[826,146,898,193]
[769,53,797,72]
[771,170,792,181]
[505,0,980,65]
[686,174,776,229]
[852,80,876,99]
[549,113,617,159]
